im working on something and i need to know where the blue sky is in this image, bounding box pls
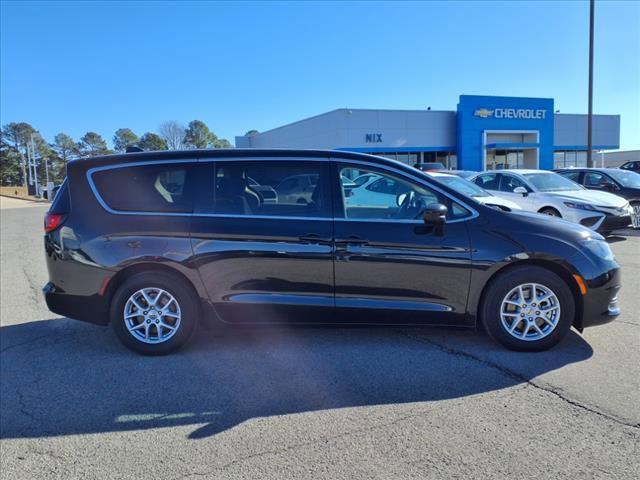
[1,0,638,150]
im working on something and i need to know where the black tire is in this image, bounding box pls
[481,266,574,352]
[539,207,561,217]
[110,272,198,355]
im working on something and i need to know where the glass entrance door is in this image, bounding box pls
[486,149,524,170]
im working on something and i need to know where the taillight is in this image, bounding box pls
[44,212,65,233]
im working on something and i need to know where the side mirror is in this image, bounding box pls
[423,203,447,225]
[513,186,528,196]
[422,203,447,236]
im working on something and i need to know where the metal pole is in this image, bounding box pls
[27,141,33,186]
[587,0,595,167]
[31,135,39,196]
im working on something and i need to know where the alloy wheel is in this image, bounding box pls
[123,287,181,344]
[500,283,561,341]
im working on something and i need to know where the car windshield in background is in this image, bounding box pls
[607,170,640,188]
[523,172,583,192]
[435,175,490,198]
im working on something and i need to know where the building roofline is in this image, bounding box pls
[241,108,455,137]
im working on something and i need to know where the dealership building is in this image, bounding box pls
[235,95,621,171]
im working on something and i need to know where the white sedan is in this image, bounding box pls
[471,169,633,234]
[346,172,521,212]
[427,172,522,212]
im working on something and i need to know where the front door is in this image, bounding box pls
[333,162,474,326]
[190,159,335,324]
[497,173,534,209]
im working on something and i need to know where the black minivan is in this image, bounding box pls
[44,150,621,354]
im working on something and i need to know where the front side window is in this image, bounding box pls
[339,165,470,221]
[473,173,499,191]
[558,170,581,183]
[92,162,193,213]
[499,175,530,193]
[212,161,330,218]
[584,172,615,188]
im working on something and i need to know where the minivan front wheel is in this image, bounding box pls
[110,272,197,355]
[481,266,574,351]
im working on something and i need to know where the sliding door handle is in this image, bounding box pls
[299,234,332,244]
[335,236,369,246]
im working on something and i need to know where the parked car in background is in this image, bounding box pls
[555,168,640,228]
[427,172,522,212]
[620,161,640,173]
[471,169,633,235]
[447,170,477,179]
[44,149,621,354]
[414,162,445,172]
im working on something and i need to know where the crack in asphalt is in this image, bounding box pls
[0,334,52,354]
[396,330,639,430]
[21,263,43,306]
[170,404,465,480]
[614,320,639,327]
[15,389,38,424]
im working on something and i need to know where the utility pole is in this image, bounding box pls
[587,0,595,167]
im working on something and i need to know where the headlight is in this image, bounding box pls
[580,238,615,261]
[564,201,596,211]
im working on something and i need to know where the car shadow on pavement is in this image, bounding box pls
[0,318,593,440]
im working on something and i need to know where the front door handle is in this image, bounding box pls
[335,236,369,246]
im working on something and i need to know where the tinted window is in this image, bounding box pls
[474,173,498,190]
[212,161,330,218]
[584,172,615,187]
[92,162,193,213]
[50,178,70,214]
[433,174,490,198]
[339,165,470,221]
[499,175,529,193]
[558,171,581,183]
[607,169,640,188]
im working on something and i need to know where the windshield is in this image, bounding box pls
[434,174,490,197]
[607,170,640,188]
[522,172,583,192]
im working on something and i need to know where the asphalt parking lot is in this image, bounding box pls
[1,197,639,480]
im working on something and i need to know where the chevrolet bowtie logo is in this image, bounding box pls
[474,108,495,118]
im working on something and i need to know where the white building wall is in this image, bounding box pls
[236,109,457,150]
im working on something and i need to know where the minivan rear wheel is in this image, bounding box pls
[481,266,574,351]
[110,272,197,355]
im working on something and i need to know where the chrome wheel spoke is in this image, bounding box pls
[504,300,521,308]
[130,298,145,311]
[141,289,155,307]
[531,322,544,336]
[509,319,522,333]
[160,320,176,331]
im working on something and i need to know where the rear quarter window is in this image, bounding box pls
[49,178,70,214]
[91,162,194,213]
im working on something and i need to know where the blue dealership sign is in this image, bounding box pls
[457,95,554,171]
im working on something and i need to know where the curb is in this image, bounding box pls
[0,194,50,203]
